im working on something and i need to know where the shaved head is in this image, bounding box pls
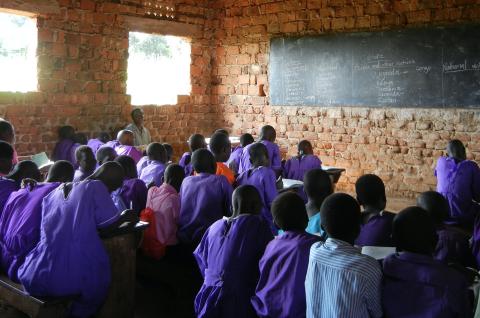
[96,147,117,165]
[232,185,262,217]
[8,161,42,183]
[117,130,134,146]
[46,160,75,183]
[88,161,125,193]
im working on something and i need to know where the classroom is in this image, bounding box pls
[0,0,480,317]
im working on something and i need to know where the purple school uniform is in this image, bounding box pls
[239,140,281,174]
[435,156,480,226]
[139,161,166,187]
[227,146,243,173]
[283,155,322,181]
[382,252,471,318]
[119,178,148,214]
[252,231,320,318]
[0,178,18,212]
[194,215,273,318]
[87,138,104,154]
[52,139,79,166]
[102,140,119,149]
[179,152,193,176]
[0,183,60,282]
[355,211,395,247]
[178,173,233,245]
[435,226,475,268]
[115,145,143,163]
[73,168,93,182]
[18,180,120,318]
[237,167,278,231]
[136,156,150,176]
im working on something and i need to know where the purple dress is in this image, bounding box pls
[102,140,120,149]
[115,145,143,163]
[52,139,79,166]
[136,156,150,176]
[139,161,166,187]
[354,211,395,247]
[18,180,120,318]
[227,146,243,173]
[435,156,480,226]
[0,183,60,282]
[87,138,104,154]
[435,226,475,268]
[179,152,193,177]
[0,178,18,212]
[178,173,233,245]
[239,141,281,174]
[237,167,278,231]
[252,231,320,318]
[119,178,148,214]
[194,215,273,318]
[382,252,471,318]
[283,155,322,181]
[73,168,93,182]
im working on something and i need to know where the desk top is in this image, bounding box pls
[100,221,148,239]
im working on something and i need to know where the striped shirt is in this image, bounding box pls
[305,238,382,318]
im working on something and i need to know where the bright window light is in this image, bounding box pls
[127,32,191,106]
[0,12,37,92]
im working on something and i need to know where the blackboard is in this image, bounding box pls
[269,25,480,108]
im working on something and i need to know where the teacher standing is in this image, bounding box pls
[125,108,151,146]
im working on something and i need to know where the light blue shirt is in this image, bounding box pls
[306,213,324,237]
[305,238,383,318]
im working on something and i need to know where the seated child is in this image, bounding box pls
[96,146,117,166]
[141,164,184,259]
[283,140,322,181]
[0,161,74,282]
[214,128,229,136]
[237,143,277,232]
[114,155,148,214]
[177,149,233,247]
[418,191,476,268]
[163,143,173,164]
[74,132,88,145]
[228,133,254,174]
[0,141,17,210]
[304,168,333,237]
[354,174,395,247]
[179,134,207,177]
[252,192,320,318]
[382,207,471,317]
[435,139,480,228]
[239,125,281,175]
[87,132,110,154]
[139,143,168,187]
[73,146,97,182]
[0,120,17,165]
[52,125,79,166]
[194,185,273,318]
[18,162,138,318]
[114,130,143,163]
[305,193,382,318]
[210,132,235,184]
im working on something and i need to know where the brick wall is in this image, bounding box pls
[210,0,480,198]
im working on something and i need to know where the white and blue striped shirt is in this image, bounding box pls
[305,238,382,318]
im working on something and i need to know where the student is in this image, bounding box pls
[139,143,168,187]
[114,155,148,214]
[252,192,320,318]
[96,146,117,166]
[163,143,173,164]
[237,143,277,232]
[194,185,273,318]
[354,174,395,247]
[435,139,480,228]
[141,164,184,259]
[214,128,229,136]
[87,132,110,154]
[418,191,476,268]
[73,146,97,182]
[382,207,471,317]
[177,149,233,247]
[126,108,151,146]
[179,134,207,177]
[0,161,74,282]
[228,133,254,174]
[114,130,143,163]
[52,125,79,165]
[0,120,17,165]
[18,162,138,318]
[304,168,333,237]
[305,193,382,318]
[283,140,322,181]
[74,132,88,145]
[0,141,17,210]
[210,132,235,184]
[239,125,281,175]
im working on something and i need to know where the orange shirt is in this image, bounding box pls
[216,162,235,185]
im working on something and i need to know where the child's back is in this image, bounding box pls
[240,140,281,174]
[355,211,395,247]
[283,154,321,181]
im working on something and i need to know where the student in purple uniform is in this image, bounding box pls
[418,191,476,268]
[73,145,97,182]
[87,132,110,154]
[96,146,117,167]
[163,143,173,164]
[194,185,273,318]
[0,120,18,166]
[52,125,80,165]
[179,133,207,177]
[177,149,233,247]
[239,125,281,175]
[114,130,143,163]
[382,207,471,318]
[0,141,17,210]
[74,132,88,145]
[283,140,322,181]
[228,133,254,175]
[139,143,168,187]
[435,139,480,228]
[18,162,138,318]
[114,155,148,214]
[210,132,235,185]
[354,174,395,247]
[237,143,278,233]
[304,168,333,237]
[0,161,74,282]
[252,192,320,318]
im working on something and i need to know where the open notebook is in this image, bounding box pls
[31,152,55,170]
[361,246,396,260]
